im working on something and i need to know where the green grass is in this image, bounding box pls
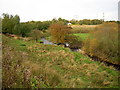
[73,33,90,40]
[2,34,120,88]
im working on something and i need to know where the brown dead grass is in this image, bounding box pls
[2,34,119,88]
[24,61,40,72]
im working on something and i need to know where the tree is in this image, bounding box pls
[70,19,78,25]
[13,15,20,24]
[29,29,43,42]
[2,13,20,34]
[78,19,103,25]
[49,23,71,43]
[2,13,12,33]
[13,24,21,35]
[20,24,32,37]
[58,18,68,25]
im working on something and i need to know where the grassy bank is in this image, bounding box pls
[2,34,119,88]
[73,33,90,40]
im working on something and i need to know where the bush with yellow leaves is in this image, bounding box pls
[83,22,119,64]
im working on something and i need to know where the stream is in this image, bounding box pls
[41,38,120,71]
[41,38,79,51]
[41,38,57,45]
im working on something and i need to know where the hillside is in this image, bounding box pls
[2,34,119,88]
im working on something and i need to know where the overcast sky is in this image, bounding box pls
[0,0,119,22]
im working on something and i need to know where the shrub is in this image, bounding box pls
[83,22,119,64]
[29,29,43,42]
[65,35,83,49]
[2,45,26,88]
[49,23,71,43]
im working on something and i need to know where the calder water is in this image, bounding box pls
[41,38,120,71]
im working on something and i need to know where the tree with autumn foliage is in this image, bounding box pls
[49,23,71,44]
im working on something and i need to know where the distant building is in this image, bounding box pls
[67,23,72,25]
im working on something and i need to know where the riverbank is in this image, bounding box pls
[2,34,120,88]
[41,37,120,71]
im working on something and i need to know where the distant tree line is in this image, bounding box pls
[2,14,69,37]
[70,19,103,25]
[2,13,119,37]
[2,13,32,37]
[70,19,119,25]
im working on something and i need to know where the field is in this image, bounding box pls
[2,34,120,88]
[71,25,99,33]
[71,25,92,41]
[73,33,90,40]
[71,25,99,29]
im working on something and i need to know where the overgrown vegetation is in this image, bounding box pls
[49,23,71,44]
[2,13,20,34]
[83,22,119,65]
[65,35,83,49]
[2,35,120,88]
[2,13,119,88]
[29,30,43,42]
[2,14,69,37]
